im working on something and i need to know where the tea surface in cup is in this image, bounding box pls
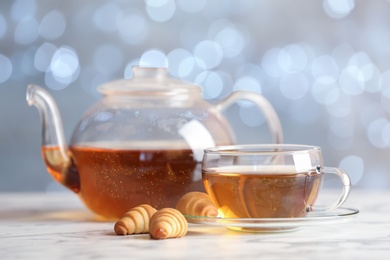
[202,165,323,218]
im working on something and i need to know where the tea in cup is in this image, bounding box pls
[202,144,351,219]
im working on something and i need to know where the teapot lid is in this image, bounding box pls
[98,66,201,96]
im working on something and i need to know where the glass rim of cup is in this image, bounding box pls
[204,144,321,155]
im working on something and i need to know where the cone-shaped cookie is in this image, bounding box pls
[114,204,157,235]
[176,191,218,217]
[149,208,188,239]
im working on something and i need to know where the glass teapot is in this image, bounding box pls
[26,66,283,219]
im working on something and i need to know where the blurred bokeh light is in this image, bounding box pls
[1,0,390,192]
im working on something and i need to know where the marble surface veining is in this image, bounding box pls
[0,190,389,259]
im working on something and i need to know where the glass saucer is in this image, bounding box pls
[185,207,359,233]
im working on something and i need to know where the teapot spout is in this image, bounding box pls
[27,85,80,192]
[27,84,68,161]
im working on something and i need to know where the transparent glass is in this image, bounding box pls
[185,207,359,233]
[26,66,283,219]
[202,144,351,219]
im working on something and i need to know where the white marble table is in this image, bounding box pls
[0,190,389,259]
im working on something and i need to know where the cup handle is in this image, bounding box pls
[215,90,283,144]
[308,166,351,212]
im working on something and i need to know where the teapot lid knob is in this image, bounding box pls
[98,66,200,95]
[131,66,168,81]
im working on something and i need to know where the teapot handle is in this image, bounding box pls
[215,91,283,144]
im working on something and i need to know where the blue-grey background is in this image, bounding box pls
[1,0,389,192]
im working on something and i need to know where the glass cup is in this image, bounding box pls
[202,144,351,219]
